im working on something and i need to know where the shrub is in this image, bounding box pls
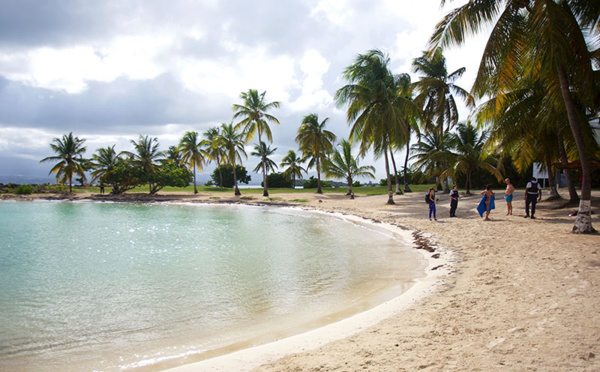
[13,185,34,195]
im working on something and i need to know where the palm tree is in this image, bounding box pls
[280,150,306,188]
[219,123,247,196]
[412,48,472,193]
[232,89,281,197]
[40,132,87,193]
[202,126,226,187]
[429,0,597,232]
[123,135,163,193]
[296,113,336,194]
[335,49,416,204]
[251,142,278,176]
[179,131,208,194]
[163,146,184,167]
[410,130,452,188]
[90,145,120,185]
[446,122,503,195]
[323,139,376,195]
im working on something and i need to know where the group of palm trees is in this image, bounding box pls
[40,0,598,233]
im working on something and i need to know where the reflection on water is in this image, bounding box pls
[0,201,424,371]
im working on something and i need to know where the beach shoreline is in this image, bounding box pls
[2,189,599,371]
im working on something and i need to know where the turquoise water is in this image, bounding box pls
[0,201,424,371]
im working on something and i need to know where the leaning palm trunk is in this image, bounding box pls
[403,141,412,192]
[258,130,269,197]
[232,161,241,196]
[557,66,595,233]
[546,160,560,200]
[389,147,403,195]
[316,157,323,194]
[384,150,394,205]
[193,167,198,194]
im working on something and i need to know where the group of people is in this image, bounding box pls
[426,177,543,221]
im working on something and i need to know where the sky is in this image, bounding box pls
[0,0,487,185]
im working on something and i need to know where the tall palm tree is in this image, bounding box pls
[163,146,183,167]
[251,142,278,176]
[335,49,416,204]
[219,123,247,196]
[410,130,452,188]
[429,0,598,232]
[446,122,503,195]
[40,132,87,193]
[123,135,163,193]
[280,150,306,188]
[412,48,472,193]
[296,113,336,194]
[202,126,226,187]
[232,89,281,197]
[90,145,120,185]
[179,131,208,194]
[323,139,376,195]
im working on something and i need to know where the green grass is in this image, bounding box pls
[290,199,309,203]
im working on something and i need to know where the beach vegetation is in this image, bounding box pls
[303,176,331,189]
[218,123,248,195]
[264,172,293,188]
[122,135,164,194]
[39,132,88,194]
[429,0,598,232]
[90,145,121,188]
[336,49,417,204]
[179,131,208,195]
[202,126,226,187]
[211,165,250,189]
[251,141,278,177]
[296,113,336,194]
[280,150,306,188]
[233,89,281,197]
[13,185,34,195]
[323,138,376,195]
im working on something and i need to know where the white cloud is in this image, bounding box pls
[288,49,333,112]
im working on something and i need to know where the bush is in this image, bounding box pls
[211,165,251,188]
[303,176,331,189]
[262,172,293,188]
[13,185,34,195]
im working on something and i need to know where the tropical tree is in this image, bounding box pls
[203,126,226,187]
[251,141,278,175]
[446,122,503,194]
[412,48,472,193]
[429,0,598,232]
[219,123,247,196]
[323,139,376,195]
[280,150,306,188]
[179,131,208,194]
[163,146,184,167]
[40,132,87,193]
[335,49,417,204]
[123,135,163,193]
[232,89,281,197]
[410,130,452,188]
[296,113,336,194]
[90,145,120,186]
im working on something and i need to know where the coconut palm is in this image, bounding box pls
[280,150,306,188]
[232,89,281,197]
[251,142,278,176]
[202,126,226,187]
[219,123,247,196]
[429,0,598,232]
[163,146,184,167]
[323,139,376,195]
[410,130,452,188]
[412,48,472,193]
[90,145,120,185]
[123,135,163,193]
[335,49,416,204]
[446,122,503,195]
[296,113,336,194]
[179,131,208,194]
[40,132,87,193]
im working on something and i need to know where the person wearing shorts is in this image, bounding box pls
[504,178,515,215]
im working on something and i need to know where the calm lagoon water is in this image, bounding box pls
[0,201,424,371]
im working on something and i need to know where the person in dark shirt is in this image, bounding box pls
[449,184,459,217]
[524,177,542,219]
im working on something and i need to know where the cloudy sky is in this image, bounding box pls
[0,0,486,184]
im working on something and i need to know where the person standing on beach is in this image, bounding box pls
[524,177,542,219]
[504,178,515,215]
[428,188,437,221]
[449,184,459,217]
[478,185,495,221]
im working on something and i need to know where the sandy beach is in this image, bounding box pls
[4,189,599,371]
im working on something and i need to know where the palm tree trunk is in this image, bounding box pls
[258,130,268,197]
[346,176,352,195]
[69,176,73,194]
[403,141,412,192]
[557,130,579,203]
[384,150,394,205]
[316,157,322,194]
[557,66,595,233]
[389,147,402,195]
[546,160,560,200]
[232,161,241,196]
[193,167,198,194]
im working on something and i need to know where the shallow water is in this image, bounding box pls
[0,201,424,371]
